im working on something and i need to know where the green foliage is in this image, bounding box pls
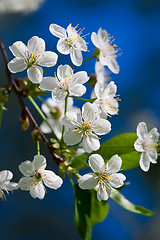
[70,154,88,169]
[111,190,154,216]
[19,79,47,97]
[74,184,109,240]
[96,133,140,170]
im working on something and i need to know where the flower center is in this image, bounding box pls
[50,107,61,120]
[34,172,42,182]
[142,137,157,151]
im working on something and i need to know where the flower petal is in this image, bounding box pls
[69,84,86,97]
[109,173,126,188]
[5,182,19,190]
[0,170,13,182]
[18,177,33,191]
[73,71,89,84]
[57,38,70,54]
[82,102,99,123]
[42,170,63,189]
[88,154,105,172]
[134,138,145,152]
[91,32,100,48]
[82,135,100,153]
[139,152,150,172]
[39,51,58,67]
[76,37,88,51]
[57,64,73,81]
[107,58,120,74]
[97,184,111,201]
[106,155,122,174]
[52,88,67,102]
[30,181,45,199]
[148,150,157,164]
[9,41,27,58]
[49,24,66,38]
[102,81,117,97]
[98,28,108,43]
[27,36,45,56]
[70,48,82,66]
[78,173,98,189]
[62,111,81,129]
[8,58,26,73]
[91,118,111,135]
[63,129,81,146]
[27,66,43,83]
[19,160,32,176]
[149,127,159,143]
[40,77,59,91]
[137,122,148,139]
[32,155,46,171]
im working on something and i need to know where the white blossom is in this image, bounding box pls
[134,122,159,172]
[93,81,119,119]
[78,154,126,201]
[62,102,111,153]
[49,23,88,66]
[0,170,18,200]
[40,64,89,102]
[91,28,120,74]
[40,97,78,139]
[18,155,63,199]
[8,36,58,84]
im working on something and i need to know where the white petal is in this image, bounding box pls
[32,155,46,171]
[70,48,82,66]
[62,111,81,128]
[102,81,117,97]
[73,71,89,84]
[49,24,66,38]
[82,102,99,123]
[27,66,43,83]
[19,160,32,176]
[98,28,108,43]
[149,127,159,143]
[8,58,26,73]
[57,64,73,81]
[52,88,67,102]
[27,36,45,56]
[69,84,86,97]
[91,118,111,135]
[9,41,27,58]
[134,138,144,152]
[137,122,148,139]
[40,77,59,91]
[82,135,100,153]
[5,182,19,190]
[78,173,98,189]
[39,51,58,67]
[30,181,45,199]
[91,32,100,48]
[0,170,13,182]
[107,59,120,74]
[76,37,88,51]
[148,150,157,164]
[109,173,126,188]
[63,129,81,146]
[18,177,33,191]
[106,155,122,173]
[40,119,54,134]
[42,170,63,189]
[97,184,111,201]
[88,154,105,172]
[139,152,150,172]
[57,38,70,54]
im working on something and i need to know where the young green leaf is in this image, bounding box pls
[70,154,88,169]
[111,190,154,216]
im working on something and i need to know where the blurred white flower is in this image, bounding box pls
[8,36,58,84]
[78,154,126,201]
[0,0,46,13]
[134,122,159,172]
[40,64,89,102]
[91,28,120,74]
[49,23,88,66]
[0,170,18,200]
[62,102,111,153]
[18,155,63,199]
[93,81,119,119]
[40,97,78,139]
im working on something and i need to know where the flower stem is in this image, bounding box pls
[0,103,4,129]
[70,55,96,68]
[37,140,40,155]
[61,94,68,143]
[28,96,59,142]
[43,67,50,75]
[69,96,96,103]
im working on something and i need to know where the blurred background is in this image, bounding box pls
[0,0,160,239]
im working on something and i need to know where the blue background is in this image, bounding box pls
[0,0,160,239]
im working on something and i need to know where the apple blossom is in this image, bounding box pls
[91,28,120,74]
[78,154,126,201]
[39,64,89,102]
[62,102,111,153]
[134,122,159,172]
[49,23,88,66]
[18,155,63,199]
[8,36,58,83]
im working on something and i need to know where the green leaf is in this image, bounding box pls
[70,154,88,169]
[111,190,154,216]
[74,184,109,240]
[96,133,140,170]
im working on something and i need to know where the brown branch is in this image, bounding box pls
[0,39,64,165]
